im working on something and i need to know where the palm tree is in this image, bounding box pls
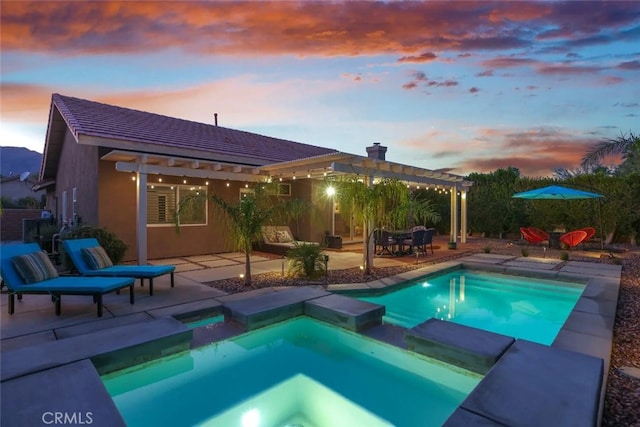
[581,132,639,174]
[177,183,291,286]
[208,194,273,286]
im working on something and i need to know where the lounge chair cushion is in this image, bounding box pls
[82,246,113,270]
[12,251,59,284]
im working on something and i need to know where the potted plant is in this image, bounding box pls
[447,238,457,250]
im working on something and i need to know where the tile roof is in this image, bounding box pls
[52,94,337,164]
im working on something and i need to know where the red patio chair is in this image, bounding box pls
[579,227,596,242]
[560,230,588,249]
[527,227,549,242]
[520,227,546,245]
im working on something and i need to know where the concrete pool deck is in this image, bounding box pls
[0,253,621,426]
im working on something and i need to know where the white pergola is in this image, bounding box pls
[102,150,472,263]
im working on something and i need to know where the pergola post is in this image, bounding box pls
[136,171,147,264]
[450,186,458,244]
[460,189,467,243]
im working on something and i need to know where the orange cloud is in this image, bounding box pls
[2,1,638,57]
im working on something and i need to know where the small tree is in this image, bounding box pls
[176,182,303,286]
[329,176,411,275]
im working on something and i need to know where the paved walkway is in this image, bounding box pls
[0,247,413,343]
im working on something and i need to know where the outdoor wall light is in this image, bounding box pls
[279,176,283,182]
[226,181,230,187]
[205,181,209,186]
[245,183,249,188]
[131,175,136,181]
[292,173,296,180]
[326,186,335,197]
[158,177,163,182]
[183,179,187,184]
[307,170,311,178]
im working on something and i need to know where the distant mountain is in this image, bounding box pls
[0,147,42,178]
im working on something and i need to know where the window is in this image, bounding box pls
[239,188,255,200]
[147,184,207,226]
[266,183,291,196]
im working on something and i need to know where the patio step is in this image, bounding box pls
[222,287,330,330]
[1,317,191,382]
[405,318,514,374]
[304,294,385,332]
[444,340,603,427]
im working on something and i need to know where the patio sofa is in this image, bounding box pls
[0,243,135,317]
[257,226,319,256]
[63,238,175,296]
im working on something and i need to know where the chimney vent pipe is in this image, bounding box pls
[214,113,218,126]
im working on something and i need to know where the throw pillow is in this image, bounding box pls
[276,230,293,243]
[263,229,277,243]
[12,251,59,284]
[82,246,114,270]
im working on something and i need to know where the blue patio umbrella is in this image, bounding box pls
[513,185,604,248]
[512,185,603,200]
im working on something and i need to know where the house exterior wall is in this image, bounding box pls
[47,130,99,226]
[98,163,249,261]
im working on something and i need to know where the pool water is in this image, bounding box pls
[102,317,480,427]
[185,314,224,329]
[359,269,585,345]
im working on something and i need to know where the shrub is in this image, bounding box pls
[286,242,327,280]
[483,246,492,253]
[61,226,128,270]
[560,252,569,261]
[521,248,529,257]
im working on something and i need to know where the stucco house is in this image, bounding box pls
[38,94,471,263]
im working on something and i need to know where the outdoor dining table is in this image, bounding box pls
[389,230,412,255]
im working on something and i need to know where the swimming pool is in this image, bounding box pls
[102,317,480,426]
[359,269,585,345]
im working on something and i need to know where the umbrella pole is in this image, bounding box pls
[598,198,604,250]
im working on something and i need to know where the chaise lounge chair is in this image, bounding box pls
[63,238,175,296]
[0,243,135,317]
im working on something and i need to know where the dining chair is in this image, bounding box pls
[374,229,393,256]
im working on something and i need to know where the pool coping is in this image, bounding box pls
[0,255,621,427]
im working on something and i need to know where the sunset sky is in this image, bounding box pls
[1,1,639,177]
